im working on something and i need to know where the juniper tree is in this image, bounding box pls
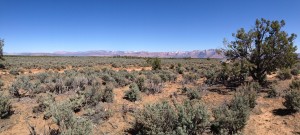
[0,39,4,61]
[224,18,298,85]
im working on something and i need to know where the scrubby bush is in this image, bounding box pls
[69,95,85,112]
[175,101,210,135]
[158,70,177,82]
[10,76,35,97]
[183,73,198,84]
[83,85,103,106]
[145,74,163,94]
[211,95,250,134]
[72,76,88,91]
[283,88,300,112]
[151,58,161,70]
[291,68,300,76]
[111,63,120,68]
[48,101,93,135]
[124,83,141,102]
[205,62,248,87]
[0,80,4,89]
[267,87,279,98]
[147,58,161,70]
[33,93,55,113]
[176,66,184,74]
[186,88,201,100]
[289,79,300,90]
[61,117,93,135]
[277,68,292,80]
[9,68,20,75]
[36,73,49,83]
[132,100,209,135]
[49,101,74,126]
[136,76,146,92]
[83,103,112,124]
[102,85,114,103]
[0,93,12,118]
[211,84,257,134]
[204,69,218,85]
[237,84,258,108]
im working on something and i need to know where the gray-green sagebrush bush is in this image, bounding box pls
[0,92,12,118]
[0,79,4,89]
[283,80,300,112]
[124,83,141,102]
[181,87,202,100]
[47,101,93,135]
[277,68,292,80]
[284,89,300,112]
[211,84,257,134]
[131,100,210,135]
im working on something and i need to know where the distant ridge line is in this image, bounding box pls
[5,49,224,58]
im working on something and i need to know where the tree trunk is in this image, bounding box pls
[250,68,266,86]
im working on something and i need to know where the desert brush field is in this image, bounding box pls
[0,56,299,135]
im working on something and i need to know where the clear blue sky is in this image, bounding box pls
[1,0,300,53]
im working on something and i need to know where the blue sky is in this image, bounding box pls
[1,0,300,53]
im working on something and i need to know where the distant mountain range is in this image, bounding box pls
[4,49,224,58]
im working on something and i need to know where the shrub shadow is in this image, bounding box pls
[272,108,296,116]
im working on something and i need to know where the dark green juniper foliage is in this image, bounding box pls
[0,39,4,61]
[224,18,298,85]
[147,58,162,70]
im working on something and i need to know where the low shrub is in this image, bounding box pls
[289,80,300,90]
[146,74,163,94]
[186,88,201,100]
[36,73,49,83]
[211,95,250,134]
[9,68,19,75]
[147,58,161,70]
[176,67,184,74]
[136,76,146,92]
[33,93,55,113]
[183,73,198,84]
[124,83,141,102]
[0,80,4,89]
[267,87,279,98]
[83,103,112,124]
[10,76,34,97]
[131,100,209,135]
[277,68,292,80]
[237,84,258,109]
[0,93,12,118]
[291,68,300,76]
[83,85,103,106]
[102,85,114,103]
[48,101,93,135]
[61,117,93,135]
[211,84,256,134]
[283,88,300,112]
